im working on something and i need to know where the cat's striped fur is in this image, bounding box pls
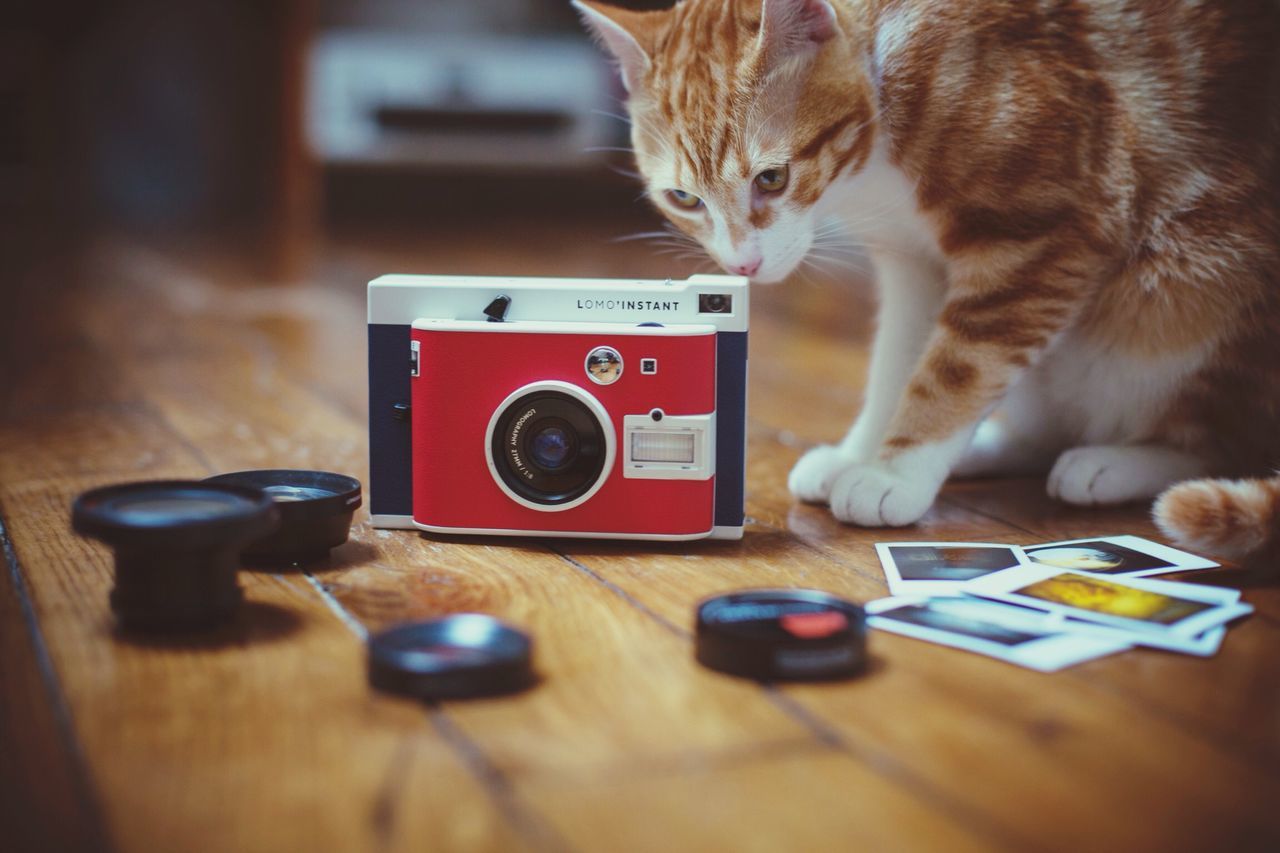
[576,0,1280,559]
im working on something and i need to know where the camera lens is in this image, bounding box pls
[491,389,609,507]
[529,422,576,471]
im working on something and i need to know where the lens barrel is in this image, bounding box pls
[203,470,362,566]
[71,481,279,631]
[491,390,607,506]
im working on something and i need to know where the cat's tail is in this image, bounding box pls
[1153,474,1280,560]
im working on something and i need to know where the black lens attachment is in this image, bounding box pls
[491,390,608,506]
[696,589,868,681]
[203,470,361,566]
[71,481,279,632]
[368,615,535,700]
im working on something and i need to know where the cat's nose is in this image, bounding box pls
[728,257,762,277]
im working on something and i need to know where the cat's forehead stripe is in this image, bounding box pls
[628,0,885,237]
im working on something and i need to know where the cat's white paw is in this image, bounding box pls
[1048,445,1205,506]
[828,463,937,527]
[788,445,857,503]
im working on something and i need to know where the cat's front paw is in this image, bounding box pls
[828,463,938,527]
[1048,445,1205,506]
[788,445,857,504]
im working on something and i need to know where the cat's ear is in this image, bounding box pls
[573,1,664,94]
[759,0,837,66]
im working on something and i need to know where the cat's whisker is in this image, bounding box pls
[806,249,874,277]
[810,246,869,261]
[593,105,675,160]
[814,218,854,237]
[608,165,643,182]
[591,108,633,126]
[612,231,679,243]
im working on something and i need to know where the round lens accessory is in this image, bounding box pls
[202,470,361,566]
[71,480,280,631]
[485,381,616,512]
[368,615,535,700]
[695,589,868,681]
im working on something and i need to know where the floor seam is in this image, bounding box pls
[427,710,578,853]
[300,570,570,853]
[0,509,115,852]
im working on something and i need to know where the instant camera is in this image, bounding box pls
[368,274,749,540]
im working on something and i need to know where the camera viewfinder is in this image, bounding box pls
[698,293,732,314]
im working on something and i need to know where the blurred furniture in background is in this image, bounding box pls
[1,0,315,276]
[2,0,668,280]
[307,31,617,173]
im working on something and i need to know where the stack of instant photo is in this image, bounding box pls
[869,536,1253,672]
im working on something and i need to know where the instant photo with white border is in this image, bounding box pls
[866,596,1131,671]
[875,542,1033,595]
[1023,535,1219,578]
[961,565,1252,639]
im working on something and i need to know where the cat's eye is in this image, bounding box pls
[666,189,703,210]
[754,166,789,194]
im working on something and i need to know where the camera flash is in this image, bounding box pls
[631,431,696,464]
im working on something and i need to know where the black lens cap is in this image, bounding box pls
[202,470,361,566]
[368,615,535,700]
[71,480,279,632]
[696,589,867,681]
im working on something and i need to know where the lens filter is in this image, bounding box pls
[696,589,868,681]
[202,470,361,566]
[368,615,535,700]
[71,481,279,631]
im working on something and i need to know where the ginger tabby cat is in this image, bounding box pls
[576,0,1280,559]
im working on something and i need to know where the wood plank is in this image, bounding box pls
[940,477,1280,769]
[525,749,988,853]
[1,486,532,853]
[0,323,533,852]
[552,524,1280,852]
[315,535,820,777]
[0,513,108,853]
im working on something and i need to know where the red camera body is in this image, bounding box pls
[411,321,718,538]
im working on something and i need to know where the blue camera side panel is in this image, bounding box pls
[715,331,748,529]
[369,323,414,517]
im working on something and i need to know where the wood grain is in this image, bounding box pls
[2,227,1277,852]
[0,516,107,853]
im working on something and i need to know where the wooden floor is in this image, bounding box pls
[2,214,1279,853]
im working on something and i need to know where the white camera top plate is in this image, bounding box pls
[369,274,749,332]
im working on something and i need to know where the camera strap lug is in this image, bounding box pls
[410,340,420,377]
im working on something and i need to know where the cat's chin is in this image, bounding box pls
[744,261,802,285]
[711,258,797,285]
